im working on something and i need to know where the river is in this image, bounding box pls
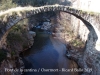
[22,32,79,75]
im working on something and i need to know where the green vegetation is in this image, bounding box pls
[7,23,26,42]
[6,18,29,57]
[0,0,30,62]
[64,27,85,49]
[0,0,17,10]
[7,24,28,49]
[13,0,59,6]
[70,38,85,49]
[0,0,59,11]
[67,31,85,50]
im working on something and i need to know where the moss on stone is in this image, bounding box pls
[70,38,85,49]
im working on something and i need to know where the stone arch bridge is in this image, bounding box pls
[0,4,100,51]
[1,4,100,75]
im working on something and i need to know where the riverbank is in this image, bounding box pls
[0,25,36,75]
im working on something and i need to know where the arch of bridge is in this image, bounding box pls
[0,4,100,50]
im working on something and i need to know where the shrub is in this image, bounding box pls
[6,23,29,52]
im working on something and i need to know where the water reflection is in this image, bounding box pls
[22,32,79,75]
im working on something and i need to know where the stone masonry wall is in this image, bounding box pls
[70,0,100,42]
[66,1,100,75]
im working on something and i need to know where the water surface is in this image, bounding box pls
[22,32,79,75]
